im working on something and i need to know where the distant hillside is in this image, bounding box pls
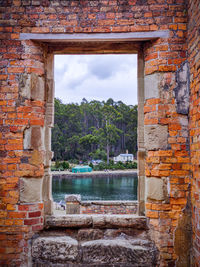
[52,98,137,161]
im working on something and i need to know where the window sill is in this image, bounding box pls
[45,214,147,229]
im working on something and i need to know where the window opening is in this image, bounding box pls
[51,54,138,215]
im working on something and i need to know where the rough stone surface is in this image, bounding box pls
[30,150,44,166]
[144,125,168,150]
[66,203,81,214]
[45,102,54,127]
[146,177,165,201]
[77,229,104,241]
[32,225,158,266]
[81,239,156,266]
[144,73,160,99]
[31,73,45,101]
[45,215,93,228]
[65,194,81,202]
[174,187,192,267]
[46,78,55,103]
[32,236,78,262]
[20,178,42,203]
[94,215,147,229]
[42,170,53,215]
[23,127,31,150]
[44,150,53,167]
[174,62,190,115]
[31,126,44,150]
[45,215,147,230]
[19,73,31,99]
[23,127,44,150]
[33,262,147,267]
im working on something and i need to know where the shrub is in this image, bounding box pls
[89,162,94,169]
[132,162,137,169]
[62,161,69,169]
[55,160,61,169]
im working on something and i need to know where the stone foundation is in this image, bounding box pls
[32,215,158,267]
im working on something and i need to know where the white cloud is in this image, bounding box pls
[54,54,138,105]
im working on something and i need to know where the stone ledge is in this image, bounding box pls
[45,215,147,229]
[20,31,169,42]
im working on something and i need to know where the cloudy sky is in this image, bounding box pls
[54,54,138,106]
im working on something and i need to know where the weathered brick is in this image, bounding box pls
[8,212,26,219]
[146,210,159,219]
[28,211,41,218]
[24,218,40,225]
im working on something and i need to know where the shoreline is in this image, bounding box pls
[52,169,138,178]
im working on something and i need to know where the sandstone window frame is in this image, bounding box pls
[20,31,169,217]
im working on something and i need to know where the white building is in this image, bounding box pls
[113,153,134,163]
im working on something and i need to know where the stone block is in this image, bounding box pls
[44,126,51,152]
[77,229,103,241]
[144,125,168,150]
[44,150,53,167]
[30,150,44,166]
[137,150,145,176]
[65,194,81,214]
[31,126,44,150]
[32,236,78,262]
[92,215,147,229]
[146,177,164,201]
[81,239,156,265]
[23,127,31,149]
[20,178,42,203]
[174,62,189,115]
[66,203,80,214]
[45,103,54,127]
[23,127,44,150]
[144,73,160,100]
[19,73,31,99]
[174,189,192,267]
[178,62,188,83]
[46,78,55,103]
[175,84,189,115]
[45,215,147,229]
[65,194,81,202]
[31,73,45,101]
[45,215,93,228]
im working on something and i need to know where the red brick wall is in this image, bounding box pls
[0,4,46,265]
[81,201,138,214]
[143,2,189,266]
[188,0,200,266]
[0,0,191,266]
[144,41,190,266]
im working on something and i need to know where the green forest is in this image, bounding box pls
[52,98,137,163]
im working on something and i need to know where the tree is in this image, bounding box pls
[100,101,122,164]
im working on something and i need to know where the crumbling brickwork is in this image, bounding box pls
[188,0,200,266]
[0,0,198,266]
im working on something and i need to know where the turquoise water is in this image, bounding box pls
[52,175,138,202]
